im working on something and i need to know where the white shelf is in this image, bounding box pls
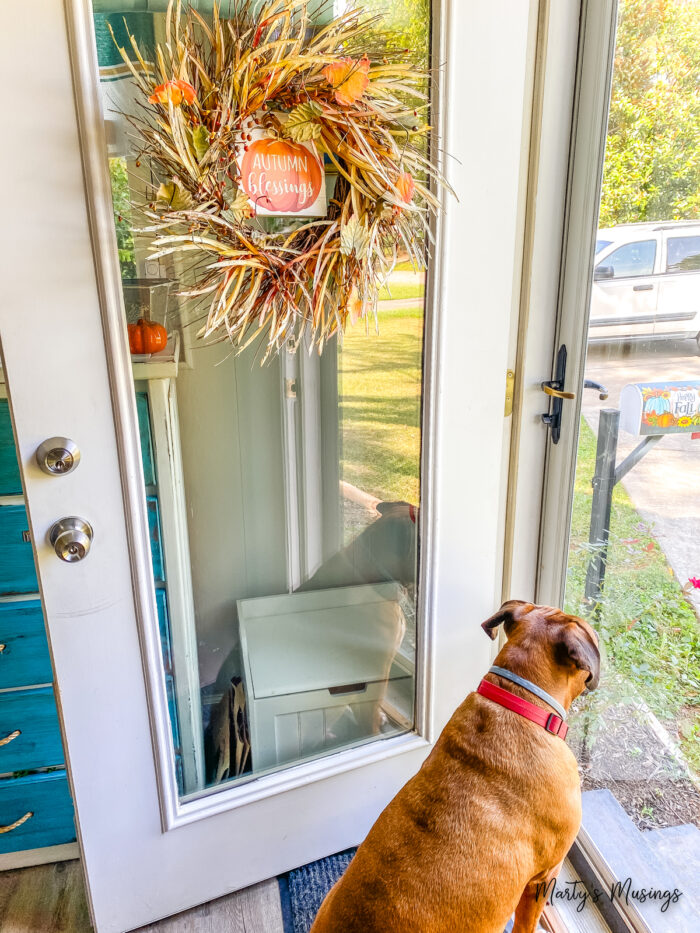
[0,331,181,387]
[0,495,25,507]
[130,331,180,380]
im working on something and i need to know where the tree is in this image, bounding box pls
[599,0,700,226]
[109,157,137,279]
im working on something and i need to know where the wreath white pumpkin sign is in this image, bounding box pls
[238,126,326,216]
[111,0,450,359]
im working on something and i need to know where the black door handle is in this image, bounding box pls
[541,345,573,444]
[633,283,654,291]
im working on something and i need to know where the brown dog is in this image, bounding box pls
[310,601,600,933]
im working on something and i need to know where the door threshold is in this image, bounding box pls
[539,859,612,933]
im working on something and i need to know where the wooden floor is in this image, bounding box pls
[0,860,284,933]
[0,857,611,933]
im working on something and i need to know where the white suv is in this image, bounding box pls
[589,221,700,350]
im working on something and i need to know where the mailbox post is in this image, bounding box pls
[584,380,700,612]
[584,409,619,605]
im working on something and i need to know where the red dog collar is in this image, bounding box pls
[477,679,568,740]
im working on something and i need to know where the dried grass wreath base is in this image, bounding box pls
[112,0,450,360]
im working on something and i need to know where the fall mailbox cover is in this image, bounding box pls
[238,120,327,217]
[620,380,700,435]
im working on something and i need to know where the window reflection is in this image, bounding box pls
[94,0,429,797]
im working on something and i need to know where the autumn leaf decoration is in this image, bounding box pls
[156,181,193,211]
[148,79,197,106]
[283,102,323,142]
[322,56,371,106]
[396,172,416,205]
[226,188,254,224]
[109,0,451,360]
[192,125,210,161]
[340,217,369,260]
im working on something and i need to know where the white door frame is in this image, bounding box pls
[504,0,619,605]
[2,0,543,929]
[535,0,619,605]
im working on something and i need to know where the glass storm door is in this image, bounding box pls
[0,1,537,930]
[532,0,700,928]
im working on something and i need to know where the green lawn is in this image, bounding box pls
[566,418,700,770]
[377,281,425,302]
[338,306,423,504]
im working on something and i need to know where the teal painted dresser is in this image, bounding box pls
[0,387,182,866]
[134,388,185,792]
[0,395,77,864]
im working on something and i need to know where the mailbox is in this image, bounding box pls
[620,380,700,436]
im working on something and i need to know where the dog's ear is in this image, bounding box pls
[481,600,533,640]
[555,623,601,690]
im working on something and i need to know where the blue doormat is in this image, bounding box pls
[278,849,516,932]
[278,848,356,933]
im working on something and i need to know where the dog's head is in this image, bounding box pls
[482,600,601,696]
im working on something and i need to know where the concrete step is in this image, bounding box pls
[644,823,700,916]
[579,789,697,932]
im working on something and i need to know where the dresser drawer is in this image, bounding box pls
[136,392,156,486]
[156,589,172,674]
[0,771,75,854]
[165,675,180,748]
[147,496,165,582]
[0,505,39,596]
[0,687,64,774]
[0,600,52,690]
[0,400,22,497]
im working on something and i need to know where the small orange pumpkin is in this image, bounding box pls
[240,138,323,213]
[128,318,168,355]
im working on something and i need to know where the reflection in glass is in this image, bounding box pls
[93,1,430,798]
[565,0,700,835]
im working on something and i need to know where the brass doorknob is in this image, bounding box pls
[48,517,94,562]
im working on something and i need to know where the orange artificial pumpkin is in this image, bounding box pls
[128,318,168,355]
[240,138,323,213]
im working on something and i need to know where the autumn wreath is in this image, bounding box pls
[111,0,449,359]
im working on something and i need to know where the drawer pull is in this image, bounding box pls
[0,729,21,747]
[0,811,33,834]
[328,682,367,696]
[0,643,5,653]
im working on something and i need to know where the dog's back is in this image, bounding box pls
[311,690,581,933]
[311,601,599,933]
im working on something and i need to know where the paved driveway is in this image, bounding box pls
[581,337,700,614]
